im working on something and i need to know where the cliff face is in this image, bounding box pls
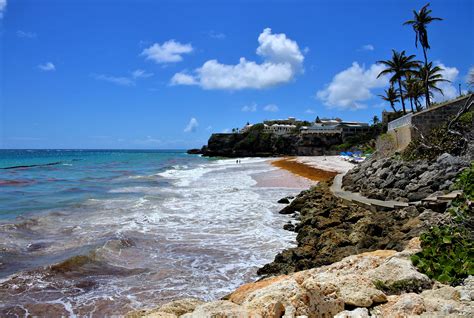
[200,125,342,157]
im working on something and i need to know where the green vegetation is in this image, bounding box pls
[411,164,474,285]
[377,50,420,114]
[378,3,451,113]
[404,3,443,108]
[402,110,473,161]
[378,85,400,113]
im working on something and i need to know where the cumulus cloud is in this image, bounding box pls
[93,69,153,86]
[132,69,153,79]
[432,62,461,102]
[316,62,389,110]
[305,108,315,114]
[360,44,375,51]
[93,74,135,86]
[467,66,474,86]
[17,30,36,38]
[241,103,257,112]
[171,28,304,90]
[263,104,279,112]
[171,72,197,85]
[0,0,6,19]
[184,118,199,133]
[141,40,193,64]
[38,62,56,72]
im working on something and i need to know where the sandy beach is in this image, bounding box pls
[252,156,355,189]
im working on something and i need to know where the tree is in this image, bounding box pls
[378,85,400,113]
[404,73,425,112]
[372,115,380,125]
[404,3,443,107]
[377,50,420,114]
[416,62,450,105]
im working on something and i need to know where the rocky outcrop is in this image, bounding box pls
[128,241,474,317]
[258,184,444,276]
[342,153,470,202]
[199,126,342,157]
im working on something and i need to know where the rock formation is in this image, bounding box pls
[127,239,473,317]
[342,153,470,202]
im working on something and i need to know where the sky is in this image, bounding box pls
[1,0,473,149]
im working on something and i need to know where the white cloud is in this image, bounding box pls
[132,69,153,79]
[93,74,135,86]
[305,108,315,114]
[222,128,230,133]
[184,117,199,133]
[431,63,460,102]
[38,62,56,72]
[171,28,304,90]
[207,30,226,39]
[141,40,193,64]
[17,30,36,38]
[0,0,6,19]
[263,104,279,112]
[171,72,197,85]
[206,125,213,131]
[241,103,257,112]
[467,66,474,86]
[93,69,153,86]
[360,44,375,51]
[316,62,389,110]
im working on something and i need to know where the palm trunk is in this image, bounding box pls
[409,97,415,113]
[422,46,431,108]
[389,101,396,113]
[398,79,407,114]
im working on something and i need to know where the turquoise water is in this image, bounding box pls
[0,150,298,316]
[0,149,204,219]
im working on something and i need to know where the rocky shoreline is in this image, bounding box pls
[128,153,473,317]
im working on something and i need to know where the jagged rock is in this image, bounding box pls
[342,155,469,202]
[126,298,203,318]
[181,300,255,318]
[259,185,427,276]
[283,222,295,231]
[334,308,370,318]
[278,197,290,204]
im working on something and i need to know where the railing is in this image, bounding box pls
[388,113,413,131]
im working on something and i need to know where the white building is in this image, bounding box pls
[263,123,297,135]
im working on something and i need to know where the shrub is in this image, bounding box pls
[411,163,474,285]
[402,111,473,161]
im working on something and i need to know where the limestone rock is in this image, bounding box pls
[126,298,203,318]
[334,307,370,318]
[181,300,256,318]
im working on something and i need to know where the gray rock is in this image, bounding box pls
[408,186,432,201]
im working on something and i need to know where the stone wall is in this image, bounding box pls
[411,94,471,137]
[388,125,413,151]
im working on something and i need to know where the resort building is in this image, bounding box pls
[300,119,369,136]
[300,124,342,135]
[263,123,297,135]
[240,123,253,133]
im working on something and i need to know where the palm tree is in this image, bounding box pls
[404,73,423,112]
[404,3,443,106]
[377,50,420,114]
[378,85,400,113]
[372,115,380,125]
[416,62,450,105]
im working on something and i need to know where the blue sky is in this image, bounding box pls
[1,0,472,149]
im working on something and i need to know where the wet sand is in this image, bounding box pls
[271,157,340,182]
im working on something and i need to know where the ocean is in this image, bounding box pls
[0,150,297,316]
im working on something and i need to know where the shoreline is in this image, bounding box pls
[270,156,354,182]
